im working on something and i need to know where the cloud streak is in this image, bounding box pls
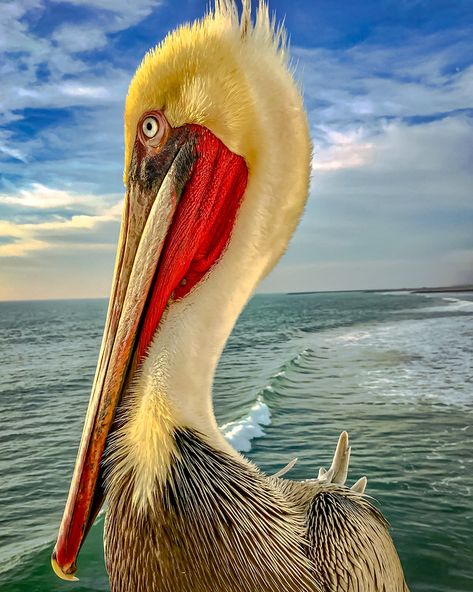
[0,184,121,257]
[313,128,374,171]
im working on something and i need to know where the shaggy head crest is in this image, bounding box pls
[124,0,288,183]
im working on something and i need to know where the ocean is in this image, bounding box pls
[0,291,472,592]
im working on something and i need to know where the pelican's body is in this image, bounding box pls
[52,2,409,591]
[104,429,408,592]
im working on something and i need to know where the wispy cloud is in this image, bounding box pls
[0,184,121,257]
[313,128,374,171]
[296,31,473,126]
[0,130,29,163]
[0,0,162,127]
[0,183,118,210]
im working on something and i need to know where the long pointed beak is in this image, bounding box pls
[52,127,196,580]
[52,123,248,581]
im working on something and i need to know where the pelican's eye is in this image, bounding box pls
[139,111,169,147]
[142,116,159,138]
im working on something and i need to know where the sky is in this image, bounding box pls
[0,0,472,300]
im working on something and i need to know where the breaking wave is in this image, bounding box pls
[220,397,271,452]
[219,347,317,453]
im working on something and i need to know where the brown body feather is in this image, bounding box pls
[104,429,408,592]
[277,478,409,592]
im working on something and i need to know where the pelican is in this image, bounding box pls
[51,2,409,590]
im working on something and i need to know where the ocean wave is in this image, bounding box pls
[0,516,106,579]
[279,347,317,373]
[415,296,473,314]
[220,397,271,453]
[0,539,52,578]
[390,295,473,315]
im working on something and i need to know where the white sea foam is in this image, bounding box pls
[390,294,473,315]
[325,313,473,406]
[442,297,473,311]
[415,296,473,313]
[220,398,271,453]
[337,330,372,343]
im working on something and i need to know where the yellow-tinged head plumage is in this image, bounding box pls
[124,0,290,183]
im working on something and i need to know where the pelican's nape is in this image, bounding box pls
[52,2,409,591]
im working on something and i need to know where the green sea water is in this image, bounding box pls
[0,291,472,591]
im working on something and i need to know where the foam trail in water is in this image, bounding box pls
[220,397,271,453]
[416,296,473,313]
[337,330,372,343]
[441,297,473,311]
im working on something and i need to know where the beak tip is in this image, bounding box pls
[51,548,79,582]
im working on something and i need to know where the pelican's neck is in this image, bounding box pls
[130,240,261,449]
[105,238,262,509]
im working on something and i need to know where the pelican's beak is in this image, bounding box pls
[52,122,248,581]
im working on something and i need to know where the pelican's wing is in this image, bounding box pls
[273,432,410,592]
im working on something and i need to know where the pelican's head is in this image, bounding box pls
[52,0,310,581]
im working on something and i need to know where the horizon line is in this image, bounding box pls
[1,284,472,304]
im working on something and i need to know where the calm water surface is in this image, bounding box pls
[0,292,472,591]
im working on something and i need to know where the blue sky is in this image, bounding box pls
[0,0,472,299]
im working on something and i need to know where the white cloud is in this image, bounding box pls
[0,185,122,257]
[313,128,374,171]
[297,32,473,120]
[0,140,28,163]
[313,116,473,211]
[0,1,44,54]
[60,83,110,99]
[0,0,162,130]
[261,112,473,292]
[54,0,160,24]
[0,182,121,211]
[52,24,108,54]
